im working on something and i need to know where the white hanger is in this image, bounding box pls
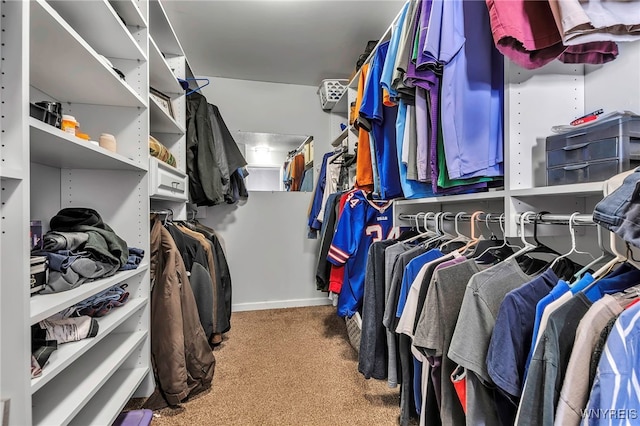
[403,212,436,243]
[592,227,627,279]
[571,220,612,281]
[439,212,470,250]
[549,212,595,270]
[504,211,538,261]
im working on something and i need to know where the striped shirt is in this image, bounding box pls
[582,302,640,425]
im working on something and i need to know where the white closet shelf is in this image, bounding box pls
[30,118,147,172]
[31,297,148,393]
[30,0,146,108]
[69,367,149,426]
[48,0,146,61]
[394,190,506,207]
[31,331,147,426]
[332,92,349,114]
[331,128,349,147]
[0,167,24,181]
[30,264,149,325]
[149,97,185,134]
[109,0,148,29]
[510,182,604,197]
[149,0,184,56]
[150,37,183,95]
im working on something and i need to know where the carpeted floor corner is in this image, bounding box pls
[145,305,408,425]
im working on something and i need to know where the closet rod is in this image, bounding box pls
[150,209,173,215]
[516,213,594,226]
[289,135,314,157]
[397,212,503,223]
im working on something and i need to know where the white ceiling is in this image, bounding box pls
[162,0,404,86]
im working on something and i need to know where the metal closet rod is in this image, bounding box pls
[150,209,173,215]
[516,212,595,226]
[397,212,503,223]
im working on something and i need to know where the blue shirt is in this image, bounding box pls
[396,248,444,318]
[395,100,434,198]
[487,268,559,399]
[583,302,640,425]
[380,1,409,100]
[328,190,395,317]
[582,263,640,303]
[308,152,334,234]
[360,41,403,200]
[525,278,573,373]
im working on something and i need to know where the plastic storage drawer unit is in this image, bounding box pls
[545,114,640,186]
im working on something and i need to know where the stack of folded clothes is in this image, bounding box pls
[32,207,143,293]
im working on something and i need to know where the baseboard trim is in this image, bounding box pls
[232,297,332,312]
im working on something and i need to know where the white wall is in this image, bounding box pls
[199,77,333,311]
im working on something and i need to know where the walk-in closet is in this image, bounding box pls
[1,0,640,425]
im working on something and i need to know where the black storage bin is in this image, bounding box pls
[545,113,640,186]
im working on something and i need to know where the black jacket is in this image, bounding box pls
[186,92,224,206]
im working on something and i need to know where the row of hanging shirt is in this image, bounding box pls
[322,199,640,426]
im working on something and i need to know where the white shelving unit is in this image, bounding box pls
[1,0,153,424]
[148,0,190,220]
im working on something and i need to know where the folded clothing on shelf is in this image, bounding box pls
[40,315,99,344]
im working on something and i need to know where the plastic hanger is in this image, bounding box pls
[467,213,501,259]
[591,227,627,280]
[455,211,484,255]
[505,211,538,261]
[439,212,469,251]
[182,77,211,96]
[403,212,436,243]
[421,212,450,248]
[549,212,596,270]
[571,218,611,282]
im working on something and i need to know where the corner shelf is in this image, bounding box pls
[48,0,146,61]
[30,0,146,108]
[29,118,147,172]
[31,298,148,393]
[150,36,183,95]
[30,264,148,325]
[108,0,148,29]
[331,127,349,147]
[331,92,349,114]
[149,96,185,134]
[31,331,147,426]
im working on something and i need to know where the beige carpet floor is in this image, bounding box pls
[148,305,406,426]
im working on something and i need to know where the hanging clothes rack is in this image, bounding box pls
[516,212,595,226]
[397,212,504,223]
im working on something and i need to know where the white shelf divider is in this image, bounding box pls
[31,298,148,393]
[149,96,185,134]
[31,331,147,426]
[149,36,183,95]
[68,367,149,426]
[331,91,349,114]
[394,190,507,207]
[331,127,349,147]
[108,0,148,29]
[29,118,147,172]
[30,264,148,325]
[149,0,184,56]
[30,0,146,108]
[47,0,146,61]
[0,167,24,181]
[510,182,605,197]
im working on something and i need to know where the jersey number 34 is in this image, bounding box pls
[365,225,400,243]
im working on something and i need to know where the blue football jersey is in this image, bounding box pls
[328,190,398,317]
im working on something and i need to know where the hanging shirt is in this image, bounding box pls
[396,100,433,198]
[582,302,640,425]
[380,1,410,101]
[355,64,374,190]
[360,41,404,199]
[436,0,504,180]
[308,152,336,235]
[328,190,396,317]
